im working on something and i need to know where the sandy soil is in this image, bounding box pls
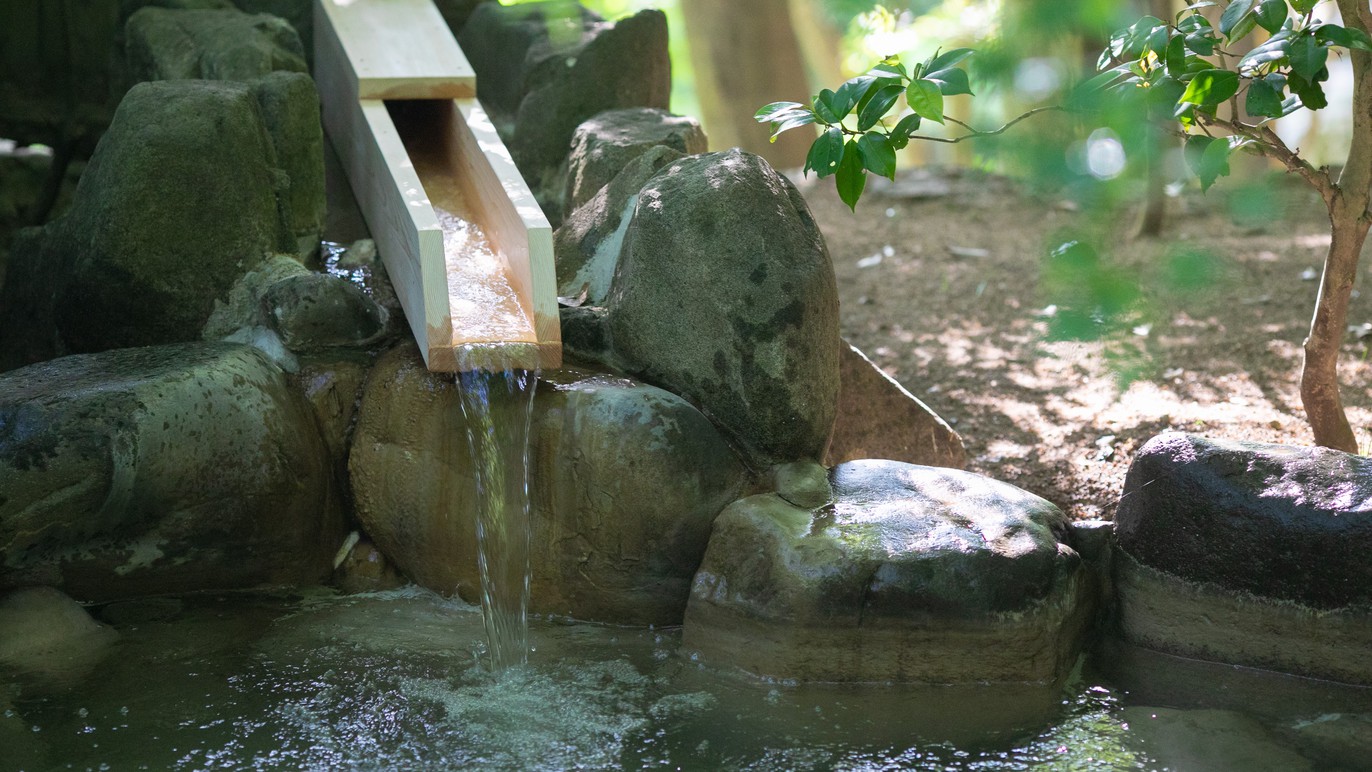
[801,167,1372,520]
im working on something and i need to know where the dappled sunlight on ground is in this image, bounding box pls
[804,167,1372,519]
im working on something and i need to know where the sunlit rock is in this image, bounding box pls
[683,460,1089,683]
[1115,432,1372,684]
[825,339,966,469]
[0,343,345,600]
[349,344,750,625]
[554,145,681,306]
[574,149,840,469]
[563,108,707,213]
[0,587,117,689]
[0,79,311,369]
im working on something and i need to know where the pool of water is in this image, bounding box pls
[4,587,1369,770]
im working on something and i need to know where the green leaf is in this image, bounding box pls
[1245,75,1284,117]
[769,111,816,141]
[927,47,974,73]
[1227,10,1260,43]
[889,113,921,149]
[926,67,973,96]
[755,101,804,121]
[1179,69,1240,105]
[1147,77,1187,119]
[871,62,906,78]
[834,75,877,116]
[1254,0,1286,34]
[1291,0,1318,12]
[836,139,866,211]
[1347,28,1372,52]
[805,126,844,178]
[813,89,845,124]
[857,84,904,131]
[1218,0,1255,36]
[857,132,897,180]
[1289,32,1328,82]
[905,79,945,124]
[1293,76,1328,109]
[1239,30,1290,70]
[1198,136,1232,191]
[1166,34,1188,77]
[1122,17,1167,57]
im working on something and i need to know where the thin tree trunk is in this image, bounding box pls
[1301,0,1372,452]
[1134,128,1167,238]
[1302,204,1369,452]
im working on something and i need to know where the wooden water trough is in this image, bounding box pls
[314,0,560,372]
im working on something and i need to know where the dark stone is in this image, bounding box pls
[456,1,601,118]
[1116,432,1372,609]
[598,149,840,468]
[0,343,345,601]
[682,460,1087,682]
[510,9,670,214]
[563,108,706,212]
[261,272,386,350]
[124,7,306,82]
[0,79,312,368]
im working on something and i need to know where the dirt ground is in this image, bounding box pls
[800,166,1372,521]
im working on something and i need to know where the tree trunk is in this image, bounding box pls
[1301,0,1372,452]
[1301,203,1369,452]
[1134,128,1168,238]
[681,0,813,169]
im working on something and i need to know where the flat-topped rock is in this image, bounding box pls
[683,460,1089,683]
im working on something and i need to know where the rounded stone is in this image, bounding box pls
[683,460,1088,683]
[349,344,750,625]
[605,149,841,469]
[0,343,345,600]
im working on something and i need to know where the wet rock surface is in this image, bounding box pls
[563,108,706,212]
[1120,707,1314,772]
[683,459,1088,683]
[349,344,749,625]
[1116,432,1372,609]
[586,149,841,469]
[0,343,345,600]
[0,79,309,368]
[825,339,966,470]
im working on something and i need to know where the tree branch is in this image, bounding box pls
[911,106,1063,144]
[1209,116,1338,204]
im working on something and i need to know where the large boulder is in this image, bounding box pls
[1114,432,1372,683]
[349,344,750,625]
[571,149,840,469]
[459,2,669,219]
[682,460,1089,683]
[0,79,311,369]
[126,8,325,257]
[563,108,707,212]
[0,343,345,600]
[825,340,966,469]
[554,145,681,305]
[124,7,306,81]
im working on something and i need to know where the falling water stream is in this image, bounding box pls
[454,346,539,670]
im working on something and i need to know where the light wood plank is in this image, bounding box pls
[316,0,561,373]
[317,0,476,100]
[317,1,448,368]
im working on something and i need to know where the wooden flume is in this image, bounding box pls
[315,0,561,372]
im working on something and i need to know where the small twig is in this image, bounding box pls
[1211,116,1337,202]
[910,105,1064,144]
